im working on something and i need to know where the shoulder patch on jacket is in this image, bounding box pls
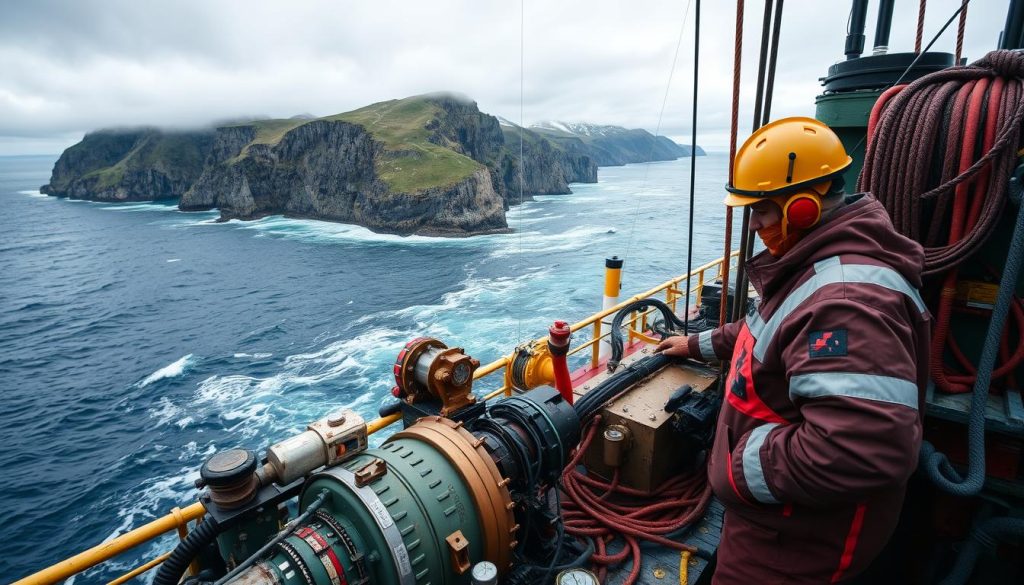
[808,329,847,358]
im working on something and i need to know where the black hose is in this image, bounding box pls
[153,515,221,585]
[939,516,1024,585]
[920,191,1024,496]
[213,490,330,585]
[607,300,687,372]
[576,353,672,421]
[540,487,567,585]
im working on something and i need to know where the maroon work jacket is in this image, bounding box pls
[688,195,931,584]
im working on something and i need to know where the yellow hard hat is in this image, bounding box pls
[724,117,852,207]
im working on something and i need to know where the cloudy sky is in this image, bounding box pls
[0,0,1010,155]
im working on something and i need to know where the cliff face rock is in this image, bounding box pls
[498,125,598,197]
[41,129,214,201]
[181,118,507,236]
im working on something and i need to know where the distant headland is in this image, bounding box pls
[41,93,705,236]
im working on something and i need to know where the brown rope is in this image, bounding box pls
[955,0,969,63]
[916,0,927,54]
[861,50,1024,278]
[720,0,745,327]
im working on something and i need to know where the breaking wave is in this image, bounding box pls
[138,354,196,387]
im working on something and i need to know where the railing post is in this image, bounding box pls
[599,257,623,362]
[697,268,706,307]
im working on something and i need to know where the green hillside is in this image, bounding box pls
[224,97,484,193]
[329,97,483,193]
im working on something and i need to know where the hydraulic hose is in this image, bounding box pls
[549,320,574,405]
[153,515,221,585]
[920,190,1024,496]
[939,516,1024,585]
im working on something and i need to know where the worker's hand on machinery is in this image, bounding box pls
[654,335,691,358]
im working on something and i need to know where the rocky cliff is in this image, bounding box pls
[419,94,597,202]
[41,128,214,201]
[498,124,598,198]
[41,94,695,236]
[180,116,506,236]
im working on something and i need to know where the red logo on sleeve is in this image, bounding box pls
[809,329,848,357]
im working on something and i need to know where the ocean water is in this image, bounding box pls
[0,153,739,582]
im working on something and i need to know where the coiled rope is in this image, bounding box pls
[861,50,1024,394]
[560,416,711,585]
[863,50,1024,500]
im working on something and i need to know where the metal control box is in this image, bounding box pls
[576,350,718,494]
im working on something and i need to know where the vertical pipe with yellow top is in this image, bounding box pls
[598,256,623,362]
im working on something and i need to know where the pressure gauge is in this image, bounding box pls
[556,568,600,585]
[452,361,472,386]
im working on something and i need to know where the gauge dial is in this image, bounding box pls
[452,361,471,385]
[556,568,600,585]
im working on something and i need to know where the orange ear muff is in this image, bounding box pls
[782,192,822,237]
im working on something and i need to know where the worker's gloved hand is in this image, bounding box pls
[654,335,691,358]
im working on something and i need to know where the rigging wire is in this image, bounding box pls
[955,0,969,64]
[516,0,525,343]
[621,0,693,265]
[682,0,701,334]
[719,0,745,328]
[733,0,785,322]
[916,0,928,54]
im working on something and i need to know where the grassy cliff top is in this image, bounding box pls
[228,97,483,193]
[329,96,483,193]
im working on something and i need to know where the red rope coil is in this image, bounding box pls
[559,417,711,585]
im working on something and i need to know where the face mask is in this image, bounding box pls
[756,222,803,257]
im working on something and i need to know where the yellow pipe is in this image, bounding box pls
[106,552,172,585]
[13,502,206,585]
[483,383,511,401]
[368,413,401,434]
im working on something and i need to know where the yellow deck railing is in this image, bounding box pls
[15,251,738,585]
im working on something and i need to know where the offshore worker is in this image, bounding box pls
[656,117,930,584]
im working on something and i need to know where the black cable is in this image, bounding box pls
[683,0,701,335]
[607,299,688,372]
[575,354,673,420]
[540,486,566,585]
[153,516,222,585]
[762,0,784,124]
[212,490,330,585]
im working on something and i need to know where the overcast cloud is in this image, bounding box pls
[0,0,1011,155]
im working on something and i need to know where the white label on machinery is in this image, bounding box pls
[368,497,394,529]
[393,544,413,575]
[317,465,416,585]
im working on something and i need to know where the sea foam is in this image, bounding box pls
[138,354,196,387]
